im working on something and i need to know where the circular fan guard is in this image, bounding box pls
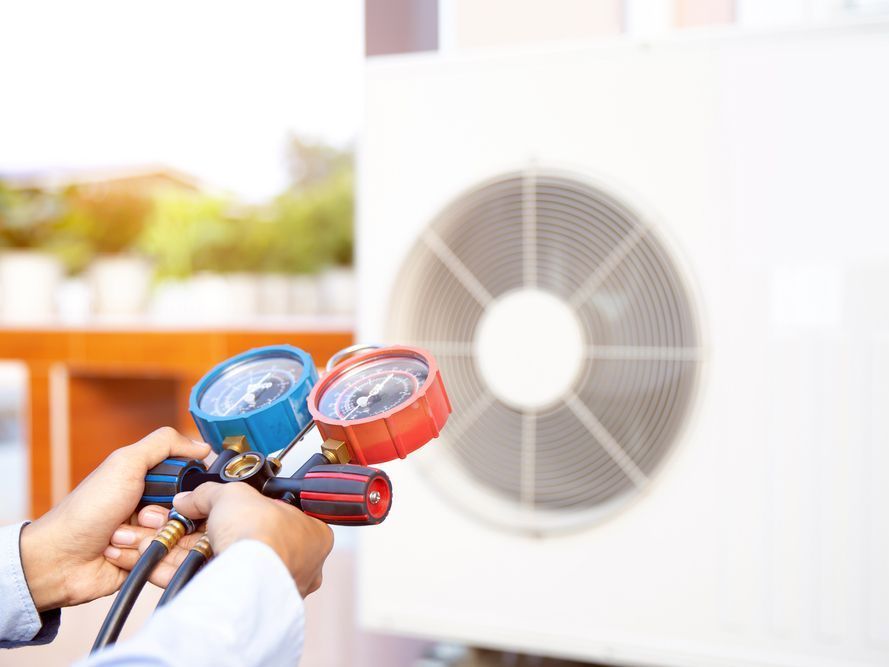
[388,171,700,532]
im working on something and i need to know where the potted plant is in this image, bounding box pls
[0,182,64,323]
[58,185,154,318]
[275,137,355,316]
[141,192,261,324]
[305,167,354,316]
[264,192,327,315]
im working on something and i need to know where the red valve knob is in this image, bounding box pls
[298,464,392,525]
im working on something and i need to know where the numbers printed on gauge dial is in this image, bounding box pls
[199,356,304,417]
[318,356,429,421]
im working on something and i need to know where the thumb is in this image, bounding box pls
[173,482,225,520]
[129,427,211,469]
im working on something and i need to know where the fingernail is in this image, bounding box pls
[142,511,166,529]
[191,439,210,449]
[104,546,121,559]
[111,529,136,546]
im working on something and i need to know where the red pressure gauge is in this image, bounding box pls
[308,346,451,465]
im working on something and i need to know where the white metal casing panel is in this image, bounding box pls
[356,21,889,667]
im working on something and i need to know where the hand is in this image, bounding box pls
[19,427,211,611]
[172,482,334,597]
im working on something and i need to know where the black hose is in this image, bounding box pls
[155,548,208,608]
[91,540,168,653]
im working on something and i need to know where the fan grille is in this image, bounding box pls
[389,171,699,529]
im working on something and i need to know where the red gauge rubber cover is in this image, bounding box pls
[308,346,452,465]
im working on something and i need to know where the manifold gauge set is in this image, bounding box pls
[147,343,450,522]
[91,343,451,653]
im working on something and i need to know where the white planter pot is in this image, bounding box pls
[90,255,152,319]
[0,250,62,324]
[226,273,260,322]
[290,274,321,315]
[189,273,232,324]
[147,279,192,325]
[318,267,355,315]
[257,274,292,316]
[56,277,92,325]
[189,272,259,324]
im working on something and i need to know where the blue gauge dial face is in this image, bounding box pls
[318,355,429,421]
[198,355,304,417]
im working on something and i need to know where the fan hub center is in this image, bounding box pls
[474,288,585,410]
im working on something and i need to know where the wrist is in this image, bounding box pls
[20,521,71,611]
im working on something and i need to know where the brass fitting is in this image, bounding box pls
[321,439,351,465]
[223,452,264,480]
[267,456,282,474]
[222,435,250,453]
[153,519,187,551]
[191,534,213,559]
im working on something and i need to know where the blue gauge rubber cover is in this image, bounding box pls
[189,345,318,456]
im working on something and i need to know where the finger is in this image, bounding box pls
[202,448,218,468]
[106,539,194,576]
[148,551,194,588]
[182,532,204,549]
[172,482,229,520]
[134,530,203,554]
[130,535,197,588]
[110,524,159,549]
[126,426,211,469]
[137,505,169,529]
[152,542,191,587]
[104,540,187,569]
[103,545,141,571]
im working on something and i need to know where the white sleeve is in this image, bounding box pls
[80,540,305,667]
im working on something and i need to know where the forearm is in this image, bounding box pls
[81,540,305,667]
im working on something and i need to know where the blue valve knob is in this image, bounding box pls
[140,457,206,509]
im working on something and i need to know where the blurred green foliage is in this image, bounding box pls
[0,137,354,277]
[54,186,154,273]
[269,135,354,270]
[138,192,231,278]
[141,137,353,278]
[266,164,354,272]
[0,182,63,249]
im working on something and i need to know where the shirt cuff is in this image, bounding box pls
[0,521,61,647]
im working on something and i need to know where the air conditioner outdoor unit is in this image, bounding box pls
[356,20,889,667]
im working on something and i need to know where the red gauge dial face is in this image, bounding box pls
[317,355,429,421]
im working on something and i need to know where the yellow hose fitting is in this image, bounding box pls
[191,533,213,559]
[152,519,187,551]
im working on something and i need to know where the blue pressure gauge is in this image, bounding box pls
[189,345,318,456]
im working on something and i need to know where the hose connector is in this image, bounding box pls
[191,533,213,559]
[167,510,196,535]
[153,519,187,551]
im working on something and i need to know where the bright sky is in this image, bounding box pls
[0,0,364,200]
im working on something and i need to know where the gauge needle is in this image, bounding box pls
[345,374,394,418]
[223,372,273,415]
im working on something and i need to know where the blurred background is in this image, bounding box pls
[2,1,889,666]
